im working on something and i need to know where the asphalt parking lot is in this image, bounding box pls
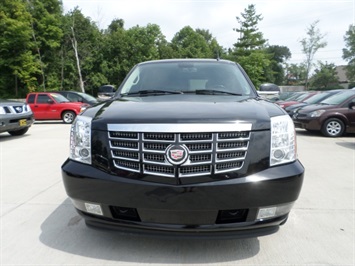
[1,122,354,265]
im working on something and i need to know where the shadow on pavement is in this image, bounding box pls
[0,133,30,142]
[40,198,260,264]
[336,141,355,150]
[34,121,66,125]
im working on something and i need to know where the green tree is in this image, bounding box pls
[300,20,327,89]
[285,63,307,85]
[196,28,225,58]
[102,22,168,87]
[61,8,104,93]
[265,45,292,84]
[0,0,40,97]
[101,19,127,87]
[123,24,165,71]
[342,24,355,81]
[171,26,213,58]
[26,0,63,91]
[232,4,271,88]
[310,62,339,89]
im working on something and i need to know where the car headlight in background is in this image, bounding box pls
[270,115,297,166]
[70,115,92,164]
[25,104,32,113]
[310,109,326,117]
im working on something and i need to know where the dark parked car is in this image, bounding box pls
[97,85,115,100]
[54,91,98,106]
[292,90,355,137]
[62,59,304,238]
[0,99,34,136]
[259,83,280,92]
[267,91,299,103]
[285,90,342,116]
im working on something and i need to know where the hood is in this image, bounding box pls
[285,102,307,111]
[61,101,88,107]
[83,96,286,131]
[0,99,26,105]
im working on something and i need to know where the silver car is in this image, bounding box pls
[0,99,34,136]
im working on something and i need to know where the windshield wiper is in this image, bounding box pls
[121,90,183,97]
[193,89,242,96]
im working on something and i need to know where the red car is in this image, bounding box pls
[26,92,88,123]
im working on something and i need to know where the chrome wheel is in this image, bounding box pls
[62,111,76,124]
[322,118,344,137]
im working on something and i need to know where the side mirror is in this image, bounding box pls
[47,99,54,104]
[349,102,355,110]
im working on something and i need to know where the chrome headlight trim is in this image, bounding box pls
[270,115,297,166]
[69,115,92,164]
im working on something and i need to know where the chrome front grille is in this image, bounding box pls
[2,104,30,114]
[108,123,251,178]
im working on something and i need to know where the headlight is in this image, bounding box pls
[70,115,92,164]
[270,115,297,166]
[80,105,88,113]
[310,109,326,117]
[25,104,32,112]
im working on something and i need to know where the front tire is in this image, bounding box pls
[8,127,29,136]
[62,111,76,124]
[321,118,345,137]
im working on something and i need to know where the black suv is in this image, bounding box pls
[62,59,304,238]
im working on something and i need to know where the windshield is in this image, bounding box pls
[77,92,97,102]
[51,93,69,103]
[320,90,355,105]
[99,86,115,93]
[294,93,312,101]
[283,92,306,101]
[303,93,324,104]
[119,61,256,97]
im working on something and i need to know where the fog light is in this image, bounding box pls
[257,207,277,219]
[79,148,90,158]
[84,203,103,216]
[257,202,294,220]
[273,149,285,160]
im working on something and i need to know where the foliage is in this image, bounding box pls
[342,25,355,81]
[265,45,292,84]
[300,20,327,89]
[0,2,349,98]
[231,4,271,88]
[310,62,339,89]
[171,26,213,58]
[0,0,40,97]
[285,63,307,85]
[233,4,266,53]
[348,82,355,89]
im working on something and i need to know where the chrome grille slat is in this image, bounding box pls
[108,126,251,178]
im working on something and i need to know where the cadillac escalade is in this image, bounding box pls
[61,59,304,239]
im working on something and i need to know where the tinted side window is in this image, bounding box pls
[67,93,80,102]
[27,94,36,103]
[37,94,51,103]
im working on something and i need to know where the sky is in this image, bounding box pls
[61,0,355,66]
